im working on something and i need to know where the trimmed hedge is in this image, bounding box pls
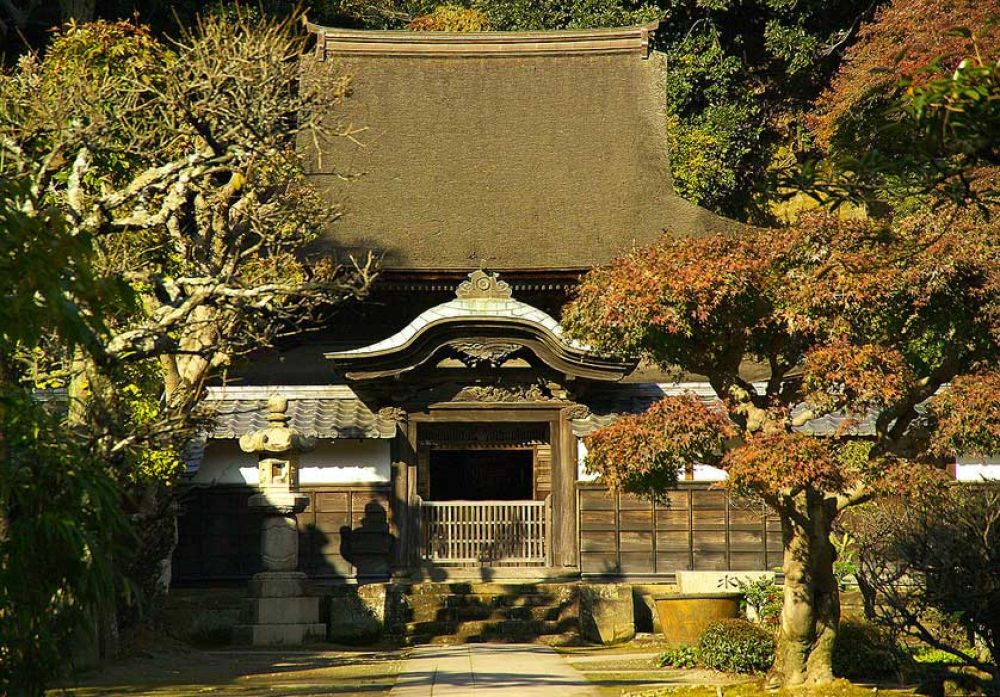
[832,617,904,681]
[698,618,776,673]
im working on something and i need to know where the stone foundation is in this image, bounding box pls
[579,583,634,645]
[164,587,245,646]
[630,583,679,633]
[167,580,734,647]
[234,572,327,646]
[327,584,390,644]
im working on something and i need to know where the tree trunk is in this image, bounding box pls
[768,493,840,687]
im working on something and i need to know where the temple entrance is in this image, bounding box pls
[429,449,533,501]
[415,422,551,566]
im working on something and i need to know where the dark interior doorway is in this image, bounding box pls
[429,449,533,501]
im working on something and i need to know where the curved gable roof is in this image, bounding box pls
[302,22,744,271]
[326,270,634,381]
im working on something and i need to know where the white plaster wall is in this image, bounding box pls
[955,454,1000,482]
[577,439,599,482]
[192,440,258,484]
[692,464,727,481]
[192,439,391,485]
[300,441,391,484]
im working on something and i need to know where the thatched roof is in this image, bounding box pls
[302,22,744,272]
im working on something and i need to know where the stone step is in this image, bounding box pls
[440,592,567,608]
[406,627,573,646]
[403,618,564,641]
[233,622,326,646]
[406,582,573,598]
[240,596,321,625]
[409,603,568,624]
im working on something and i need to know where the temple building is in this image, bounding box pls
[171,22,998,589]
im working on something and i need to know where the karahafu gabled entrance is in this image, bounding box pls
[325,270,634,574]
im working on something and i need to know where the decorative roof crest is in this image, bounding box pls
[456,269,512,300]
[239,395,316,455]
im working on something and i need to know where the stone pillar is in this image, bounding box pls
[233,397,327,646]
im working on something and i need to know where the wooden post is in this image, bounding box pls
[544,494,553,567]
[552,409,579,569]
[390,459,407,570]
[407,464,418,566]
[389,414,415,574]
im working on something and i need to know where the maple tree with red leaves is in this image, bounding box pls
[789,0,999,214]
[563,209,999,686]
[813,0,997,148]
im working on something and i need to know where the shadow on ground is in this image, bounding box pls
[48,641,405,697]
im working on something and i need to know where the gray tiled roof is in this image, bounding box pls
[206,397,397,440]
[571,383,884,437]
[184,390,398,471]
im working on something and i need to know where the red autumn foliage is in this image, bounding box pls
[583,394,736,495]
[566,186,996,689]
[802,341,914,414]
[564,209,998,505]
[563,231,783,371]
[778,211,999,359]
[868,456,952,501]
[812,0,1000,149]
[930,372,1000,458]
[724,433,848,498]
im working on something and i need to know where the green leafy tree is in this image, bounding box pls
[0,12,373,670]
[0,158,131,697]
[408,3,490,29]
[1,14,372,438]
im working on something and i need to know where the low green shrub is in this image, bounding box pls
[832,617,904,681]
[911,647,974,665]
[658,644,699,668]
[698,618,775,673]
[733,576,782,626]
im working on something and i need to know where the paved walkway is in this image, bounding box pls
[389,643,599,696]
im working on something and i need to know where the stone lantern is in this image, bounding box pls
[234,396,326,645]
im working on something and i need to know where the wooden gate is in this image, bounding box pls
[417,497,551,566]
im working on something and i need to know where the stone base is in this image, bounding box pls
[247,571,308,598]
[232,622,327,646]
[327,584,388,645]
[237,572,326,646]
[631,583,680,633]
[579,583,634,645]
[241,596,321,625]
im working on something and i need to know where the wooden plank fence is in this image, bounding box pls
[578,484,783,575]
[172,484,392,582]
[418,497,550,565]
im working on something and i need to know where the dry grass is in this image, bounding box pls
[624,678,918,697]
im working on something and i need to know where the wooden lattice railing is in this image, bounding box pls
[417,497,550,565]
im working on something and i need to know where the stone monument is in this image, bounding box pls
[233,396,327,645]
